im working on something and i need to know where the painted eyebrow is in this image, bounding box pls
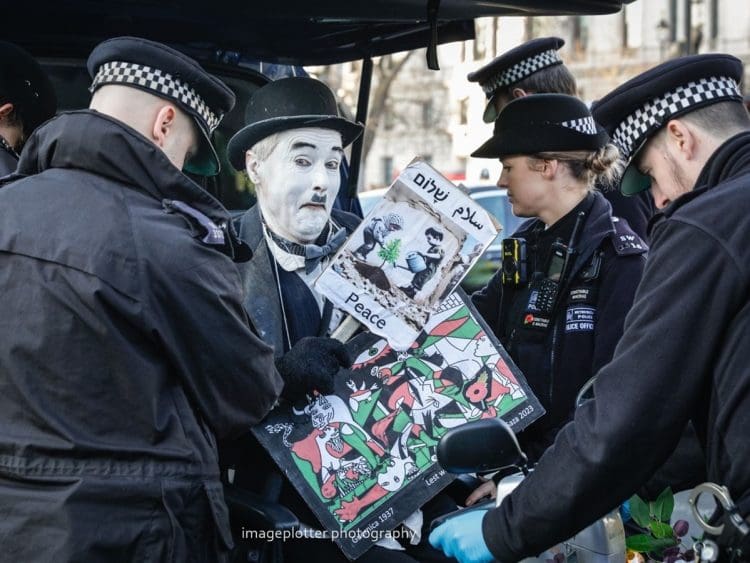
[290,141,344,155]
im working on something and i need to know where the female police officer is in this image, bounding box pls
[468,94,646,491]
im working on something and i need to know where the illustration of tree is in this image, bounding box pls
[378,238,402,269]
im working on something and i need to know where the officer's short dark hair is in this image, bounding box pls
[679,100,750,136]
[496,64,577,101]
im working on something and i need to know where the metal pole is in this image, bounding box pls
[684,0,692,55]
[347,57,373,198]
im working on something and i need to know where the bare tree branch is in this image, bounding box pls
[362,51,416,163]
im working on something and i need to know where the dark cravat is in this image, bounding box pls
[266,225,348,274]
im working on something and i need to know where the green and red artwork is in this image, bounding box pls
[253,290,543,559]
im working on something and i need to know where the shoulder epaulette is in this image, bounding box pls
[610,217,648,256]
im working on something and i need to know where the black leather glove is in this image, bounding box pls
[275,336,353,401]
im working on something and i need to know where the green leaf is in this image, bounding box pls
[629,494,651,528]
[653,487,675,522]
[626,534,656,552]
[377,238,402,267]
[649,521,674,539]
[626,534,655,552]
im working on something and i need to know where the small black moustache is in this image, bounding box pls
[311,194,327,204]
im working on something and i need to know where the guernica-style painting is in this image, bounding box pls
[315,159,499,350]
[253,291,544,559]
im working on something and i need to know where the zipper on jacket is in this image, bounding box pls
[549,321,559,404]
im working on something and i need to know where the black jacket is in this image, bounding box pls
[0,110,283,562]
[483,131,750,560]
[600,185,654,242]
[472,191,647,460]
[0,138,17,176]
[235,204,361,356]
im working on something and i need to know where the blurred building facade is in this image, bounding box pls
[314,0,750,191]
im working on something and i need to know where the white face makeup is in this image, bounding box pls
[250,128,344,243]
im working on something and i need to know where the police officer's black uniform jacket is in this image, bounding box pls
[472,191,647,460]
[0,110,284,560]
[0,135,18,176]
[482,131,750,561]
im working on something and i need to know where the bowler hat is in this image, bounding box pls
[472,94,609,159]
[227,77,363,170]
[592,54,743,196]
[468,37,565,123]
[87,36,236,176]
[0,41,57,137]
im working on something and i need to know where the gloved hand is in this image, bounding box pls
[429,509,494,563]
[275,336,352,401]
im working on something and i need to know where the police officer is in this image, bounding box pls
[0,37,347,562]
[468,37,655,241]
[0,41,56,174]
[469,94,647,469]
[430,54,750,563]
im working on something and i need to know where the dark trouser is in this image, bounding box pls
[354,230,376,259]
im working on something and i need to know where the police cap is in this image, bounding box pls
[87,36,236,176]
[472,93,609,159]
[467,37,565,123]
[592,53,743,196]
[0,41,57,137]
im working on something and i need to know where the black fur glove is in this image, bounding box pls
[275,336,353,401]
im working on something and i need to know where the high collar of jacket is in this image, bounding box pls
[515,191,614,249]
[13,110,233,226]
[512,191,621,277]
[653,130,750,225]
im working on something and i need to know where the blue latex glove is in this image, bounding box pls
[619,500,631,523]
[429,509,494,563]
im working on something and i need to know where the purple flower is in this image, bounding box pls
[673,520,690,537]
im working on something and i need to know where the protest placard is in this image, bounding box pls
[252,290,544,559]
[315,159,499,350]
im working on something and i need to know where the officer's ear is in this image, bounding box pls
[664,119,698,161]
[151,105,178,148]
[0,103,15,121]
[540,159,559,180]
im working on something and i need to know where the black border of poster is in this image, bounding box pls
[251,289,544,559]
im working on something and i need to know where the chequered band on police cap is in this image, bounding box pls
[560,116,597,135]
[611,75,742,160]
[480,49,563,95]
[90,61,222,132]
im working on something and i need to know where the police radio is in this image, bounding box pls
[534,241,567,314]
[533,211,586,315]
[502,238,528,286]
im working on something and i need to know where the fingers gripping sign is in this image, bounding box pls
[466,478,497,507]
[429,509,494,563]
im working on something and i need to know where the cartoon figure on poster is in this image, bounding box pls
[258,291,544,559]
[353,213,404,262]
[334,181,464,311]
[316,160,498,350]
